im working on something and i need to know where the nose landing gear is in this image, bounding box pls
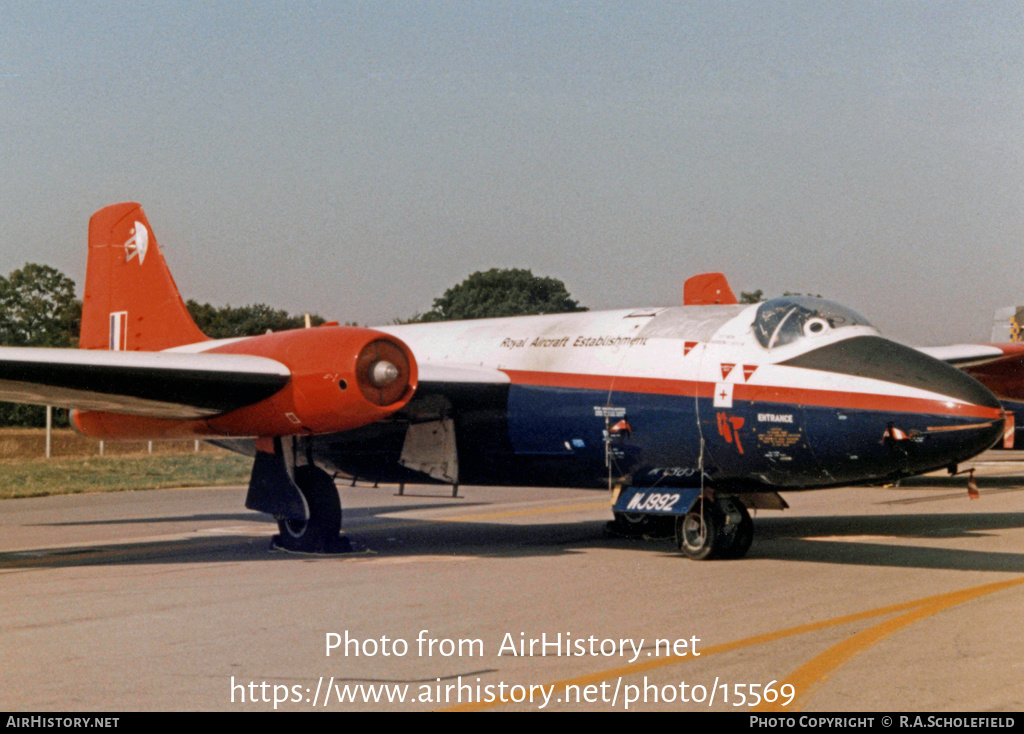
[675,496,753,560]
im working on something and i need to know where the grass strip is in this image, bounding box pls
[0,452,252,499]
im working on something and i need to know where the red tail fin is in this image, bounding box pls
[80,203,208,351]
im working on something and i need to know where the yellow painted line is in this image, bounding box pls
[442,576,1024,711]
[439,597,925,711]
[755,575,1024,711]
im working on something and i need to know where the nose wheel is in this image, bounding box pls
[675,496,753,560]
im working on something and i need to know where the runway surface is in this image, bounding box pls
[3,454,1024,712]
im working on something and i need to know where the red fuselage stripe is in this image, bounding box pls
[501,369,1003,421]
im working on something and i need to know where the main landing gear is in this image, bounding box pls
[275,464,349,554]
[675,496,753,560]
[245,437,351,554]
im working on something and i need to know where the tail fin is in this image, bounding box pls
[991,307,1024,343]
[80,202,208,351]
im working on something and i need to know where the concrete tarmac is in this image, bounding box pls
[3,455,1024,712]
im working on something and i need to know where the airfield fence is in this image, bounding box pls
[0,428,216,461]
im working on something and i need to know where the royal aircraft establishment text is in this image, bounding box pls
[500,336,649,350]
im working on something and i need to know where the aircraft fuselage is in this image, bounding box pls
[302,298,1003,496]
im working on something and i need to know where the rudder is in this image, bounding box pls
[80,202,208,351]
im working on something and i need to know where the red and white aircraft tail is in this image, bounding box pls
[80,202,208,351]
[990,306,1024,344]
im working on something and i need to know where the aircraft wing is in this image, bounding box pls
[918,343,1024,400]
[917,343,1024,367]
[416,362,511,386]
[399,362,511,421]
[0,347,290,419]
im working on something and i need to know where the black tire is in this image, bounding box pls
[717,500,753,560]
[275,465,347,553]
[675,501,721,560]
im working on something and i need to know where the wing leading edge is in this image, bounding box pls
[0,347,290,419]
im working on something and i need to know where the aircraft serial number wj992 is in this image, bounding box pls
[0,203,1014,560]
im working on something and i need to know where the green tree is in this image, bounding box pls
[0,264,81,426]
[186,301,325,338]
[416,268,586,322]
[0,264,80,347]
[0,270,327,426]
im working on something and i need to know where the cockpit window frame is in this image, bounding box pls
[753,297,873,351]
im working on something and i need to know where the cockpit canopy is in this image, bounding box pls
[753,297,874,350]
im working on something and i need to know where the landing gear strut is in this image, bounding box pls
[274,464,350,554]
[246,437,351,554]
[675,496,753,560]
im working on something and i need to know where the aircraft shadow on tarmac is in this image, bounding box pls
[0,519,608,570]
[26,502,490,527]
[897,473,1024,493]
[750,511,1024,572]
[5,500,1024,573]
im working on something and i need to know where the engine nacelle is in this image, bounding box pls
[73,326,417,440]
[208,326,416,435]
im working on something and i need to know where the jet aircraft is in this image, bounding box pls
[918,341,1024,451]
[0,203,1007,559]
[906,303,1024,450]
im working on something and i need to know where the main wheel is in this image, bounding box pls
[274,465,348,553]
[675,501,721,560]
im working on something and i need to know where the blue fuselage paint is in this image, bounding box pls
[309,380,1003,494]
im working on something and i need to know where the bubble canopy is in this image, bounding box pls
[752,297,874,350]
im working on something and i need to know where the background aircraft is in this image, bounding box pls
[919,335,1024,452]
[0,203,1006,559]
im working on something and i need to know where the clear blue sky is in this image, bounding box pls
[2,1,1021,344]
